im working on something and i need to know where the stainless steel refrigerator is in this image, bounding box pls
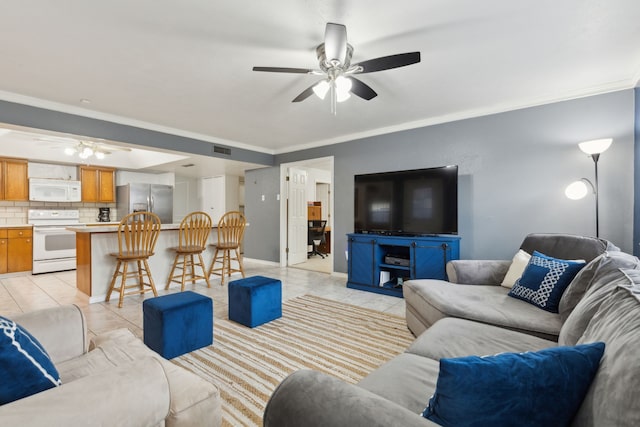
[116,184,173,223]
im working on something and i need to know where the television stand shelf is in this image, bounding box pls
[346,233,461,298]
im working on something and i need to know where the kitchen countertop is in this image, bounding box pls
[0,224,33,228]
[67,223,196,233]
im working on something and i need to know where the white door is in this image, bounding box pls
[287,167,308,265]
[200,176,225,224]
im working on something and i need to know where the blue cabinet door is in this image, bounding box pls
[348,236,376,286]
[412,242,449,280]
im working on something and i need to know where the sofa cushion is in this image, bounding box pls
[0,316,62,404]
[404,279,562,340]
[407,318,556,360]
[508,251,585,313]
[559,259,639,347]
[571,270,640,426]
[422,343,605,427]
[519,233,616,263]
[357,353,439,414]
[558,251,640,323]
[500,249,531,288]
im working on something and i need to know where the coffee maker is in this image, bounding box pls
[98,207,111,222]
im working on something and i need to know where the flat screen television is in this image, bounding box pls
[354,165,458,236]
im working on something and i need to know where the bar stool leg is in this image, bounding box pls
[106,260,121,303]
[119,262,129,308]
[144,259,158,298]
[166,254,180,290]
[198,253,211,287]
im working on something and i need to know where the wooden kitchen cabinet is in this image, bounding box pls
[0,158,28,201]
[80,166,116,202]
[0,230,7,274]
[1,228,32,273]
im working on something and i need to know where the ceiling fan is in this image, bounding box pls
[36,136,131,160]
[252,23,421,114]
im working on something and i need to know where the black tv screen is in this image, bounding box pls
[354,165,458,235]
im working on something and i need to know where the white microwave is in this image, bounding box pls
[29,178,82,202]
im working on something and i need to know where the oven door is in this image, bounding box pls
[32,227,77,261]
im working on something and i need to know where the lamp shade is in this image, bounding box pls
[565,178,595,200]
[578,138,612,155]
[312,80,331,100]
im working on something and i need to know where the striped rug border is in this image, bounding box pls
[172,294,413,427]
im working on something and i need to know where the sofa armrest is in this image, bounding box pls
[0,357,170,427]
[12,305,87,364]
[446,260,511,285]
[264,370,436,427]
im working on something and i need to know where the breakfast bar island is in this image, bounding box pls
[69,224,220,303]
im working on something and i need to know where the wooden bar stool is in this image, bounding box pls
[106,211,161,308]
[208,211,247,286]
[166,211,212,291]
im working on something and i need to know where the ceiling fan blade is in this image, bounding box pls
[354,52,421,74]
[324,23,348,64]
[253,66,314,74]
[292,85,316,103]
[348,77,377,101]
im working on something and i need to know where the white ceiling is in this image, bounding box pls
[0,0,639,172]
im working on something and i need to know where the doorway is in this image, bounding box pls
[279,157,334,274]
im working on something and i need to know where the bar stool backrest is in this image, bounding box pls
[217,211,246,247]
[117,211,162,256]
[179,211,212,249]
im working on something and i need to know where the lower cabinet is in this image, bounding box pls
[0,227,32,274]
[347,233,461,298]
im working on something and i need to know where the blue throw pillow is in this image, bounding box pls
[0,315,61,404]
[422,342,605,427]
[508,251,585,312]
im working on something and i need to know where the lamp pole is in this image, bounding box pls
[591,153,600,238]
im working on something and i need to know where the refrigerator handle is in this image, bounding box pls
[149,195,154,212]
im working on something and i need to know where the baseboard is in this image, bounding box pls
[242,257,280,267]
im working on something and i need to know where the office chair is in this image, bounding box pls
[308,220,327,258]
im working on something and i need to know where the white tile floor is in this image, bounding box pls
[0,260,406,341]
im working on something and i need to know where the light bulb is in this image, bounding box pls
[95,151,105,160]
[64,147,76,156]
[82,147,94,157]
[312,80,330,100]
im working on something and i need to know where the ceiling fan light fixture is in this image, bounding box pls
[64,147,77,156]
[313,80,331,100]
[95,151,106,160]
[335,76,352,102]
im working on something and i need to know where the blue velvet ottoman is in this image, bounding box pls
[143,291,213,359]
[228,276,282,328]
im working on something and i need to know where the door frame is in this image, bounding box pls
[279,156,334,270]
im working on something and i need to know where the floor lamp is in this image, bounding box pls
[565,138,612,238]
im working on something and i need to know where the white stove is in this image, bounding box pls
[28,209,81,274]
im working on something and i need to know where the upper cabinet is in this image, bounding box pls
[80,166,116,202]
[0,158,28,201]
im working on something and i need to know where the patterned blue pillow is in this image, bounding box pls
[508,251,586,313]
[0,315,61,404]
[422,342,605,427]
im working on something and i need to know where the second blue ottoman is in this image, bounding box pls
[229,276,282,328]
[143,291,213,359]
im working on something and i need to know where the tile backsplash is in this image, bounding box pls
[0,201,117,225]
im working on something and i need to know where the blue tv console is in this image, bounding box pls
[346,233,461,298]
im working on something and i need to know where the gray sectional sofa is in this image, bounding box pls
[0,305,222,427]
[264,234,640,426]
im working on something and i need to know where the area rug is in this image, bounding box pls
[172,294,414,427]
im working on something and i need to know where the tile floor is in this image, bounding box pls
[0,260,406,341]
